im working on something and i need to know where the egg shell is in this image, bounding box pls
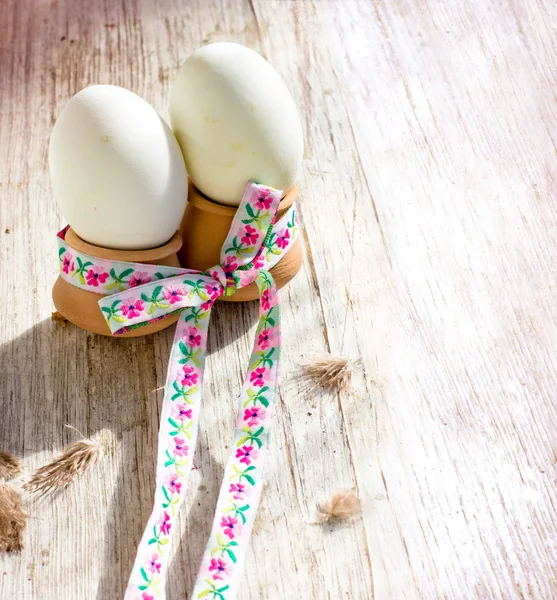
[49,85,188,250]
[170,42,304,206]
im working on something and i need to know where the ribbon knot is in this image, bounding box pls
[92,183,284,336]
[55,181,299,600]
[205,264,237,297]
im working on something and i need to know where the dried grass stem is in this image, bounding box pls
[0,482,26,552]
[0,452,23,481]
[24,440,103,496]
[315,489,361,524]
[302,353,354,394]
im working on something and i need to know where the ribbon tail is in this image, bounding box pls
[190,271,281,600]
[124,306,212,600]
[98,274,216,336]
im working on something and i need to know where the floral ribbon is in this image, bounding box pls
[56,182,299,600]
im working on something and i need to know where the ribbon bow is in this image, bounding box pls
[56,182,299,599]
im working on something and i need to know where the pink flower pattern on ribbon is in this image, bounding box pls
[61,251,74,274]
[129,272,152,288]
[86,265,109,287]
[121,298,144,319]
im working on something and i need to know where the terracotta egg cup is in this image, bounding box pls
[178,181,303,302]
[52,229,182,337]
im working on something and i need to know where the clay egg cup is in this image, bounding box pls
[49,85,188,336]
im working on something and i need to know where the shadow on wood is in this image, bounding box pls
[0,297,260,598]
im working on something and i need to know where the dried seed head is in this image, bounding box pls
[0,482,26,553]
[315,489,361,524]
[51,311,68,327]
[0,452,23,481]
[24,439,103,497]
[302,353,354,394]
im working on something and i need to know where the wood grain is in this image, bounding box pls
[1,0,557,599]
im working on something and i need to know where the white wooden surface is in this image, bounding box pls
[1,0,557,598]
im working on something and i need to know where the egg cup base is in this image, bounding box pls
[52,230,182,337]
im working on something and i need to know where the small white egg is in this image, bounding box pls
[49,85,188,250]
[170,42,304,206]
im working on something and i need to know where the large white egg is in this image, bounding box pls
[49,85,188,250]
[170,43,303,206]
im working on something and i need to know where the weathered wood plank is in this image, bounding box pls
[2,0,557,599]
[0,0,371,598]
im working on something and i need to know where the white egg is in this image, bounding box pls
[170,42,304,206]
[49,85,188,250]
